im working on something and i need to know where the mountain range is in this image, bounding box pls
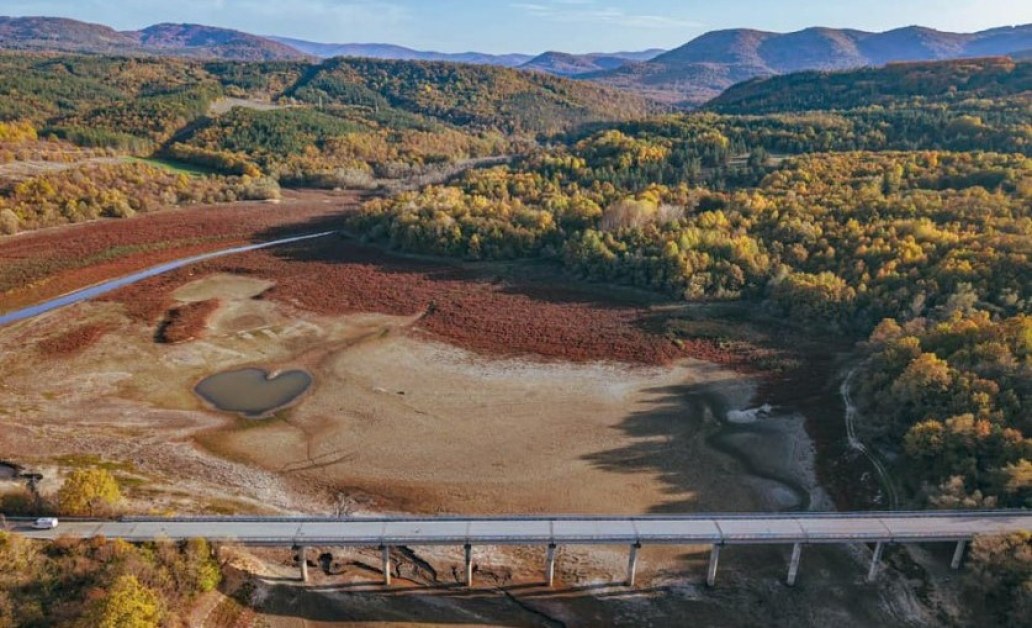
[590,24,1032,105]
[0,16,1030,107]
[0,17,304,60]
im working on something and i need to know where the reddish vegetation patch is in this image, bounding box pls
[0,190,361,312]
[103,237,731,366]
[36,322,111,356]
[157,299,221,344]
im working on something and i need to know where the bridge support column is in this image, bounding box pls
[706,544,721,587]
[951,540,967,570]
[626,543,641,587]
[867,542,885,582]
[464,544,474,587]
[546,544,557,587]
[299,546,309,583]
[786,543,803,586]
[380,545,392,586]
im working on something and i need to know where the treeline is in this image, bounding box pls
[0,162,279,234]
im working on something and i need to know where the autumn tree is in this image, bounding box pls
[57,468,122,517]
[83,574,163,628]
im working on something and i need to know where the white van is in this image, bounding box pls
[32,517,59,530]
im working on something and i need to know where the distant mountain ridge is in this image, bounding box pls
[267,36,533,67]
[0,17,305,61]
[590,24,1032,105]
[267,36,664,71]
[519,49,665,76]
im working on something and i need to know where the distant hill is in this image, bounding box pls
[0,16,306,61]
[589,24,1032,105]
[0,16,136,52]
[519,49,664,77]
[1012,48,1032,61]
[268,36,532,67]
[129,24,304,61]
[708,57,1032,114]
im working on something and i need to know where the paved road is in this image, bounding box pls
[0,231,335,327]
[13,511,1030,547]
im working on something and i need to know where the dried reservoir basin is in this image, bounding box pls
[195,368,313,419]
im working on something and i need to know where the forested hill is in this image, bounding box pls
[285,57,653,134]
[708,57,1032,114]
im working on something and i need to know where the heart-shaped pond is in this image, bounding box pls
[194,368,313,419]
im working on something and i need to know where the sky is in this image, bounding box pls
[2,0,1032,54]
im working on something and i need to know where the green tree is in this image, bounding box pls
[57,468,122,517]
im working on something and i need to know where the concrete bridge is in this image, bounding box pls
[12,510,1031,587]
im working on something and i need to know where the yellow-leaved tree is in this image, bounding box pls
[57,468,122,517]
[85,574,163,628]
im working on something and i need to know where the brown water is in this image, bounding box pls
[195,368,313,419]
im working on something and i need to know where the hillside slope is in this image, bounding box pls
[283,57,654,134]
[590,24,1032,105]
[708,57,1032,113]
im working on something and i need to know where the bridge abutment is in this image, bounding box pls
[464,544,474,587]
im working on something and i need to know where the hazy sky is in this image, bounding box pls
[4,0,1032,53]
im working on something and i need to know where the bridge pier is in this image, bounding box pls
[706,544,721,587]
[299,546,309,583]
[380,545,392,586]
[867,542,885,582]
[626,543,641,587]
[951,540,967,570]
[786,543,803,586]
[464,544,474,587]
[545,543,557,587]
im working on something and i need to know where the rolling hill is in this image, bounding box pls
[0,17,306,61]
[589,24,1032,105]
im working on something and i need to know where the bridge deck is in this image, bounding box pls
[13,511,1031,547]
